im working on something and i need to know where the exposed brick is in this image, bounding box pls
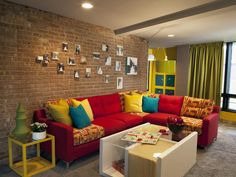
[0,0,148,164]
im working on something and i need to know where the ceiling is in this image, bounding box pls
[8,0,236,48]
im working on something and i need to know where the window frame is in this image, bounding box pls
[221,42,236,112]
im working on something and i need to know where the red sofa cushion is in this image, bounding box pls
[101,93,122,115]
[158,95,184,116]
[92,117,126,135]
[87,96,106,118]
[103,112,143,128]
[143,112,177,126]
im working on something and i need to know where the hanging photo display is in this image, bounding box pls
[105,56,112,66]
[74,70,80,79]
[93,52,100,60]
[116,45,124,56]
[57,63,65,73]
[85,68,92,78]
[104,75,110,83]
[115,61,121,71]
[102,43,109,52]
[117,77,123,89]
[125,57,138,75]
[80,56,87,64]
[51,52,59,60]
[62,42,68,52]
[75,44,81,54]
[97,66,103,75]
[68,58,76,65]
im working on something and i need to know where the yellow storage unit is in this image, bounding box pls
[150,60,176,95]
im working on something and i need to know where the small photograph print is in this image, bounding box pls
[97,66,103,75]
[104,75,110,84]
[75,44,81,54]
[57,63,65,73]
[105,56,112,66]
[36,56,43,62]
[85,68,92,78]
[116,45,124,56]
[68,58,76,65]
[43,54,49,66]
[51,52,59,60]
[80,56,87,64]
[93,52,100,60]
[62,42,68,52]
[126,57,138,75]
[115,61,121,71]
[74,70,80,79]
[117,77,123,89]
[101,43,109,52]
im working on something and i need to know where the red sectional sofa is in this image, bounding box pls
[34,93,220,164]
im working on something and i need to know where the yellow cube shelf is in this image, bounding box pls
[8,134,55,177]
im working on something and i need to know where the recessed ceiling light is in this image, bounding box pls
[168,34,175,37]
[81,2,93,9]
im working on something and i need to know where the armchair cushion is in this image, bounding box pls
[181,96,213,119]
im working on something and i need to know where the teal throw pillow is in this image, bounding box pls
[142,96,159,113]
[69,105,91,129]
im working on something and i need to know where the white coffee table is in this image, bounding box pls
[99,123,197,177]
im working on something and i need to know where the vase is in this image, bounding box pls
[32,131,46,140]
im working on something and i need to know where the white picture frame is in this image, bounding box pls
[115,61,121,71]
[125,57,138,75]
[117,77,123,89]
[116,45,124,56]
[51,52,59,60]
[105,56,112,66]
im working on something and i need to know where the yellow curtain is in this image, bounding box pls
[187,42,223,105]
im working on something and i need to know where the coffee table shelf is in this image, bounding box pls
[99,123,197,177]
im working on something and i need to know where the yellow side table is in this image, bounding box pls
[8,134,55,177]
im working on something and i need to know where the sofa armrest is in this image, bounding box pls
[201,113,219,144]
[34,109,74,162]
[213,105,220,113]
[47,121,74,162]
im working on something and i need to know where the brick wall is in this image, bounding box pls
[0,0,148,163]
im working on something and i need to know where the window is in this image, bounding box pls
[221,42,236,112]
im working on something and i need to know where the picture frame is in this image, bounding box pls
[102,43,109,52]
[85,68,92,78]
[115,61,121,71]
[117,77,123,89]
[51,52,59,60]
[68,57,76,66]
[74,70,80,79]
[42,54,49,66]
[116,45,124,56]
[104,75,110,84]
[62,42,68,52]
[80,56,87,64]
[93,52,100,60]
[75,44,81,54]
[57,63,65,73]
[125,57,138,75]
[105,56,112,66]
[97,66,103,75]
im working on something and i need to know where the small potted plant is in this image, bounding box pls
[30,122,48,140]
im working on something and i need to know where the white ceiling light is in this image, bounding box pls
[167,34,175,37]
[81,2,93,9]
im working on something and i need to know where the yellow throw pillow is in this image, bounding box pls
[124,94,143,113]
[71,99,94,121]
[48,100,72,126]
